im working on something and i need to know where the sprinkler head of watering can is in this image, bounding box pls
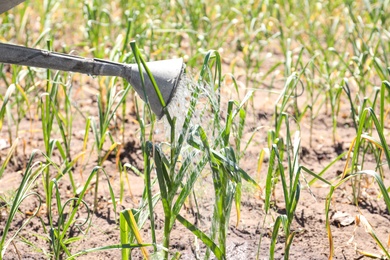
[125,58,185,119]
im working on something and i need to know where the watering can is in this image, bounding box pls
[0,0,185,118]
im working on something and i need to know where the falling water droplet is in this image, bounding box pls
[163,74,215,143]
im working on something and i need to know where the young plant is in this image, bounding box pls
[262,114,301,260]
[188,51,259,259]
[340,81,390,203]
[47,166,117,259]
[89,79,131,212]
[39,40,61,216]
[325,106,390,259]
[0,150,46,260]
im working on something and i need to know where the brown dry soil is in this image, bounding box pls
[0,73,390,260]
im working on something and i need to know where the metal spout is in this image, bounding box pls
[0,42,185,118]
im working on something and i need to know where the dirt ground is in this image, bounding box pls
[0,67,389,260]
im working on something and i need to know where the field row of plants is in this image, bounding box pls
[1,0,390,259]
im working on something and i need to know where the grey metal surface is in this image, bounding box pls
[0,42,127,77]
[0,42,184,118]
[0,0,26,14]
[127,58,184,118]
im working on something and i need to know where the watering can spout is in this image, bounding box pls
[0,42,185,119]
